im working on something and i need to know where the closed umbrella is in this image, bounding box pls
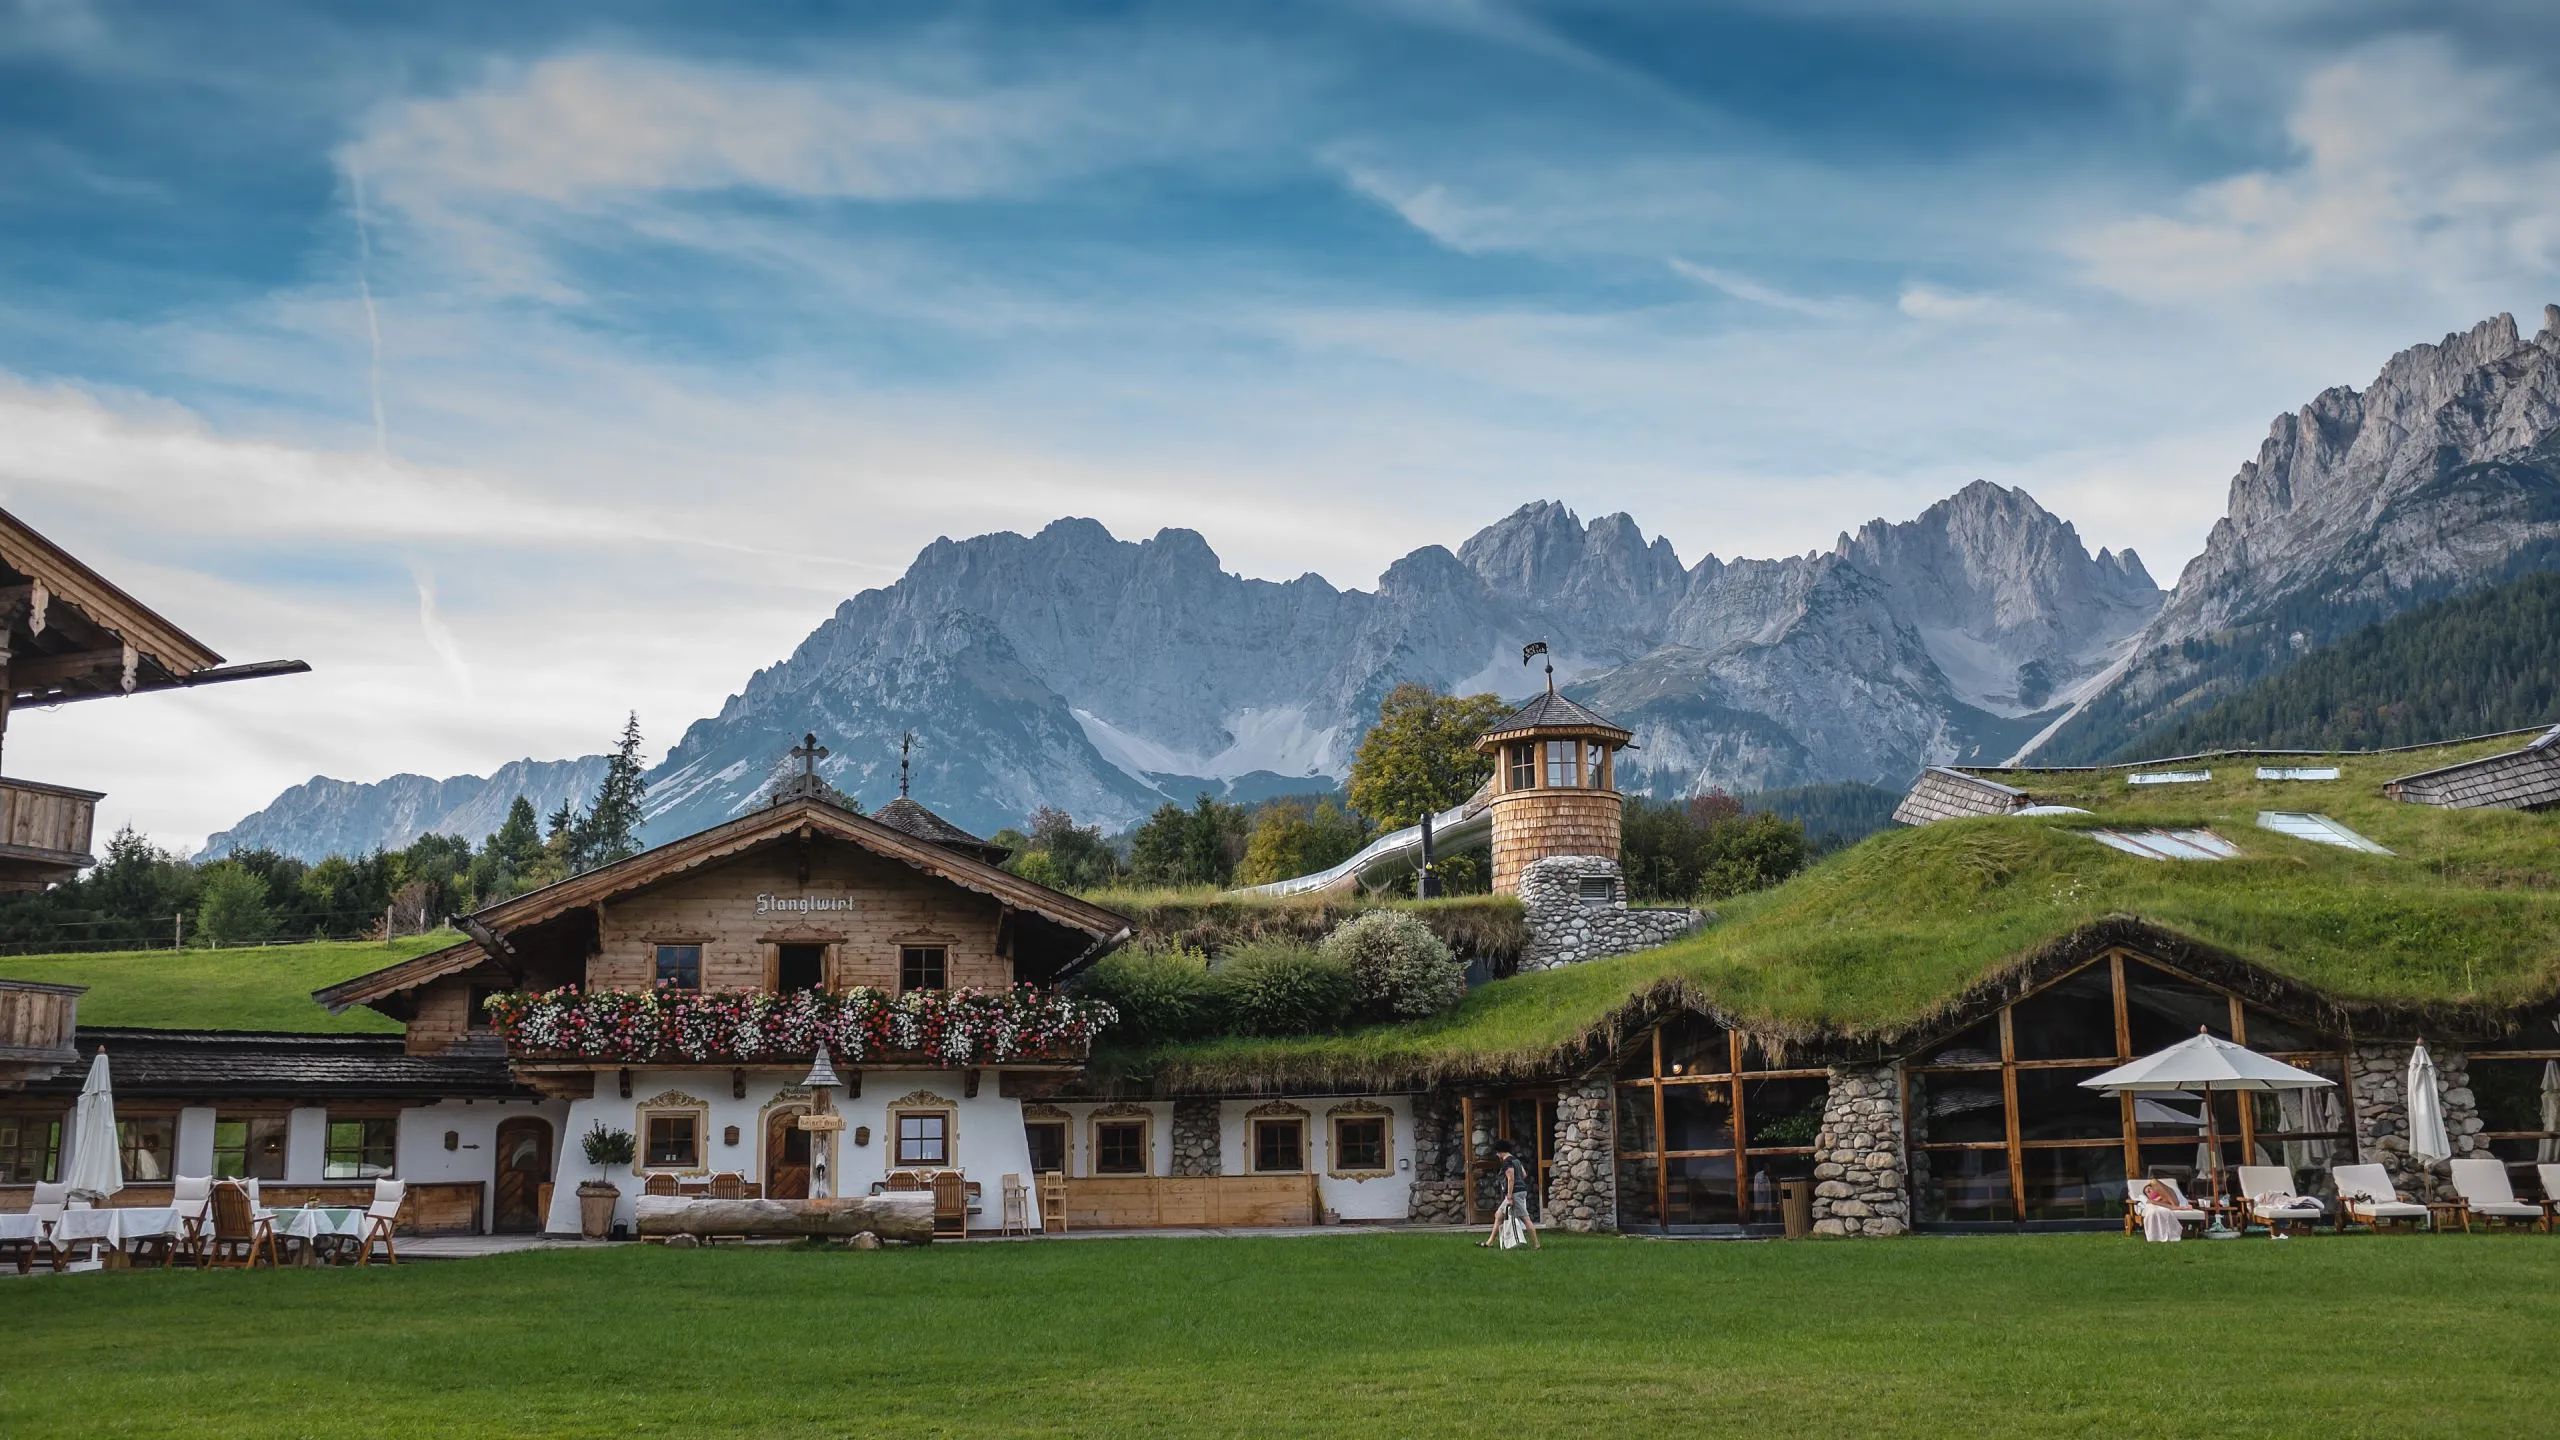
[2537,1061,2559,1167]
[62,1049,123,1203]
[2083,1028,2335,1219]
[2406,1040,2451,1201]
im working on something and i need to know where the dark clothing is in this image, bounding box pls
[1498,1155,1532,1205]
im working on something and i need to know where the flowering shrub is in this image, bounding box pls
[483,985,1119,1066]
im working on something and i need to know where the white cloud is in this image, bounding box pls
[1667,258,1862,319]
[2071,36,2560,300]
[1897,282,2042,325]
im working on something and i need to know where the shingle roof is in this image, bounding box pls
[2387,741,2560,812]
[1891,766,2031,827]
[27,1028,527,1100]
[869,796,1011,863]
[1478,689,1633,743]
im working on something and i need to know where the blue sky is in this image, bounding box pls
[4,0,2559,845]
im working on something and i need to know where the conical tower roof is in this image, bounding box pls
[1477,689,1632,748]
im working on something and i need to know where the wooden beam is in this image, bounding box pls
[11,644,134,692]
[1999,1003,2025,1225]
[618,1068,632,1100]
[963,1068,981,1099]
[732,1068,747,1101]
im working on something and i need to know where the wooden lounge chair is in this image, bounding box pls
[2232,1165,2326,1235]
[887,1171,925,1192]
[931,1171,969,1239]
[2123,1174,2208,1238]
[355,1179,405,1266]
[2446,1159,2543,1232]
[1039,1171,1068,1235]
[643,1173,677,1197]
[207,1182,277,1268]
[2333,1163,2431,1232]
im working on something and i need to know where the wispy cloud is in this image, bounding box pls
[410,563,473,697]
[1666,258,1862,319]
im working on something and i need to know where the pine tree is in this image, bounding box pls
[491,796,543,875]
[571,712,649,869]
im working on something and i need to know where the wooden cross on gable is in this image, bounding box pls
[791,732,829,779]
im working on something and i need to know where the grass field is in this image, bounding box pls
[4,1232,2554,1438]
[0,932,457,1032]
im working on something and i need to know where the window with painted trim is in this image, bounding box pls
[118,1114,176,1181]
[893,1110,950,1167]
[1024,1119,1067,1175]
[1330,1114,1391,1175]
[653,944,702,991]
[1249,1116,1306,1174]
[0,1111,61,1184]
[899,945,947,992]
[212,1113,289,1181]
[1093,1118,1149,1175]
[324,1115,398,1179]
[644,1113,701,1169]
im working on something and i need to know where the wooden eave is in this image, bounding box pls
[0,508,223,676]
[1472,722,1633,754]
[314,796,1134,1011]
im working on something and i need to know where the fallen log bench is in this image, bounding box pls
[632,1193,935,1244]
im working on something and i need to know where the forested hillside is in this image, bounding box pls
[2116,570,2560,757]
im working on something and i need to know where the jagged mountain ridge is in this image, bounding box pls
[203,756,610,862]
[2025,304,2560,763]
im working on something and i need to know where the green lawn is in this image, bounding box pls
[0,932,457,1032]
[5,1232,2554,1438]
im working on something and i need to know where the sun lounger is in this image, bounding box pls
[2232,1165,2325,1234]
[2124,1175,2207,1240]
[2333,1163,2430,1231]
[2446,1158,2545,1232]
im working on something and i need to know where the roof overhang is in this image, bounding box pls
[315,796,1134,1012]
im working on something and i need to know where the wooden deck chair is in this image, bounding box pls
[356,1179,405,1266]
[998,1173,1029,1237]
[208,1182,277,1268]
[2232,1165,2325,1235]
[643,1172,677,1197]
[710,1171,743,1199]
[2122,1174,2207,1238]
[1039,1171,1068,1235]
[2538,1164,2560,1233]
[931,1171,969,1239]
[2447,1159,2543,1232]
[2333,1163,2430,1232]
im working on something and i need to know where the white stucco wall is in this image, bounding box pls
[1040,1101,1174,1178]
[545,1071,1041,1235]
[1216,1096,1416,1221]
[396,1098,570,1231]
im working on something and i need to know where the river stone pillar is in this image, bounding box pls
[1170,1098,1221,1178]
[1810,1063,1908,1237]
[1405,1091,1468,1224]
[2351,1042,2487,1200]
[1544,1081,1616,1233]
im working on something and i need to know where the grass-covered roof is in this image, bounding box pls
[1123,734,2560,1091]
[0,934,457,1033]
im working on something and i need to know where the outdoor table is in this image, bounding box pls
[268,1205,367,1264]
[0,1213,40,1243]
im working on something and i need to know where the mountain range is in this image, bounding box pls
[207,304,2560,863]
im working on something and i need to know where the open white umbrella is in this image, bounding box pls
[2406,1041,2451,1200]
[62,1049,123,1203]
[2083,1028,2335,1214]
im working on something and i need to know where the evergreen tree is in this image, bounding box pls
[491,796,544,875]
[571,712,649,870]
[194,862,274,947]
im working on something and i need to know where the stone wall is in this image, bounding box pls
[1517,856,1705,971]
[2349,1043,2488,1199]
[1810,1064,1908,1237]
[1169,1098,1221,1178]
[1405,1092,1468,1224]
[1544,1081,1615,1232]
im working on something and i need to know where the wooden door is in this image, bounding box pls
[766,1107,811,1200]
[492,1118,553,1234]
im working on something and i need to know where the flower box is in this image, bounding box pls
[483,984,1119,1068]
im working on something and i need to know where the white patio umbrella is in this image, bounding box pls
[2083,1028,2335,1213]
[2537,1061,2559,1166]
[2406,1040,2452,1198]
[62,1049,124,1203]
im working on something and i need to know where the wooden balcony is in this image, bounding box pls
[0,776,100,893]
[0,979,83,1089]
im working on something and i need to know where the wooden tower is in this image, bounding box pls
[1473,681,1634,895]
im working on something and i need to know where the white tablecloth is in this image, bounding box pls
[48,1206,184,1251]
[269,1206,367,1243]
[0,1213,41,1243]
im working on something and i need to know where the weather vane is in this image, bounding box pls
[1523,639,1553,695]
[898,730,917,799]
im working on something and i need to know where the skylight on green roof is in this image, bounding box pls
[2256,811,2392,855]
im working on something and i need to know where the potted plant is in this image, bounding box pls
[577,1122,636,1240]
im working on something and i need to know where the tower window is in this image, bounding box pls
[1544,739,1583,788]
[1588,741,1610,791]
[1509,742,1537,791]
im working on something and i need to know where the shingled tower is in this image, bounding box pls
[1473,672,1634,895]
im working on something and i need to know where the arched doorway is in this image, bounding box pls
[492,1118,553,1234]
[765,1105,812,1199]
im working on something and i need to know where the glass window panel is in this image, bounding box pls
[323,1117,396,1180]
[1616,1156,1662,1228]
[117,1115,176,1181]
[1614,1034,1659,1080]
[1660,1082,1734,1153]
[1251,1119,1304,1173]
[1743,1154,1816,1227]
[2238,1005,2331,1053]
[1741,1076,1828,1149]
[2010,967,2122,1061]
[2015,1067,2126,1144]
[1916,1017,2001,1067]
[1665,1154,1739,1227]
[1508,743,1536,791]
[2019,1144,2128,1222]
[899,946,947,992]
[2247,1061,2350,1143]
[1658,1015,1730,1077]
[1908,1071,2006,1146]
[1912,1148,2011,1224]
[213,1114,288,1181]
[1094,1121,1147,1174]
[1587,742,1610,792]
[2135,1141,2242,1204]
[645,1115,698,1168]
[2122,962,2235,1055]
[652,944,701,990]
[1613,1084,1658,1156]
[1024,1121,1066,1174]
[2484,1139,2560,1199]
[1544,740,1582,788]
[1333,1117,1387,1172]
[2471,1058,2560,1135]
[895,1113,948,1166]
[1,1113,62,1184]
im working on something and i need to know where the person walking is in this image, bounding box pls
[1478,1137,1542,1251]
